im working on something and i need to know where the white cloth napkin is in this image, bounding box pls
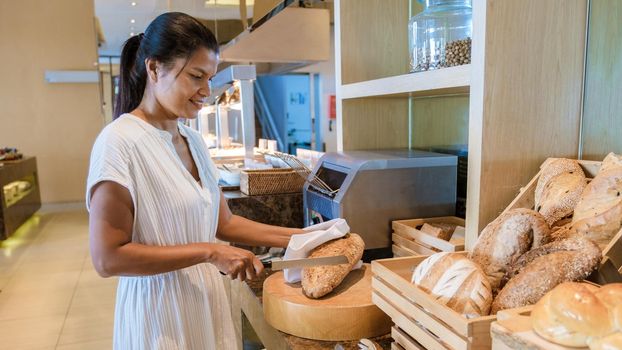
[283,218,362,283]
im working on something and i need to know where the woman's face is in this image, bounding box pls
[152,47,218,119]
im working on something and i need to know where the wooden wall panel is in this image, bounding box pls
[0,0,102,203]
[581,0,622,160]
[341,99,409,150]
[411,95,469,148]
[469,0,586,239]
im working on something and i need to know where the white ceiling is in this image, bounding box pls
[95,0,253,57]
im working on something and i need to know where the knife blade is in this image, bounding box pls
[264,255,349,271]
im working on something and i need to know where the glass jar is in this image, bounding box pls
[408,0,472,72]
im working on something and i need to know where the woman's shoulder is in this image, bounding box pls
[95,114,149,149]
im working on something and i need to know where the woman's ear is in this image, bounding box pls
[145,58,158,82]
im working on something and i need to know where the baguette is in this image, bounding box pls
[301,233,364,298]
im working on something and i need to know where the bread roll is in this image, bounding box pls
[588,333,622,350]
[301,233,364,298]
[532,282,612,347]
[535,158,584,208]
[595,284,622,331]
[537,172,587,226]
[412,252,492,318]
[572,167,622,249]
[469,208,550,292]
[492,236,601,313]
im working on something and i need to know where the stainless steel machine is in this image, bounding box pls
[303,149,457,257]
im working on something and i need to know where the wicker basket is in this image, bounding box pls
[239,168,306,195]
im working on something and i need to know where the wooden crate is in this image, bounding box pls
[392,217,466,257]
[502,158,622,283]
[491,308,570,350]
[371,254,498,350]
[490,294,596,350]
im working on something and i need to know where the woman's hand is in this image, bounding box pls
[206,244,264,281]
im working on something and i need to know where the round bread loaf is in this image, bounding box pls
[572,167,622,250]
[469,208,550,292]
[531,282,612,347]
[535,158,584,208]
[492,236,601,314]
[411,252,492,318]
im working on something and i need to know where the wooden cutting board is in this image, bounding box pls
[263,264,391,341]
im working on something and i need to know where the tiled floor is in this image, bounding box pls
[0,210,116,350]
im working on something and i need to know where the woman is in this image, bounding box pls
[87,12,303,349]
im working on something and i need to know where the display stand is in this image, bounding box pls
[0,157,41,239]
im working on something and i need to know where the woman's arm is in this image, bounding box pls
[216,192,304,248]
[89,181,263,280]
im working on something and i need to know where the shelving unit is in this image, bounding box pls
[340,64,470,99]
[335,0,588,249]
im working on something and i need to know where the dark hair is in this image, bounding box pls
[114,12,219,119]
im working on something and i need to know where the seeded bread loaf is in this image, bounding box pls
[491,236,601,314]
[301,233,364,299]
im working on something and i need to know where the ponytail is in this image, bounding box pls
[114,33,146,119]
[112,13,219,120]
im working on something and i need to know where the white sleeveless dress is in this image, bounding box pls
[86,114,237,350]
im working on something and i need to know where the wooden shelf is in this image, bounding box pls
[339,64,471,99]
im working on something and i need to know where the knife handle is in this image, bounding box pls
[261,259,272,269]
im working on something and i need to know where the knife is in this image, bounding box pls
[263,255,349,271]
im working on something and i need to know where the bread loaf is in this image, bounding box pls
[420,222,456,241]
[531,282,612,347]
[537,172,587,226]
[469,208,550,292]
[535,158,584,208]
[600,152,622,173]
[550,222,575,242]
[412,252,492,318]
[572,167,622,249]
[492,236,601,313]
[301,233,364,298]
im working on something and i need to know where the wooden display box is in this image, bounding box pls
[392,217,465,257]
[503,158,622,284]
[371,254,498,350]
[490,298,599,350]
